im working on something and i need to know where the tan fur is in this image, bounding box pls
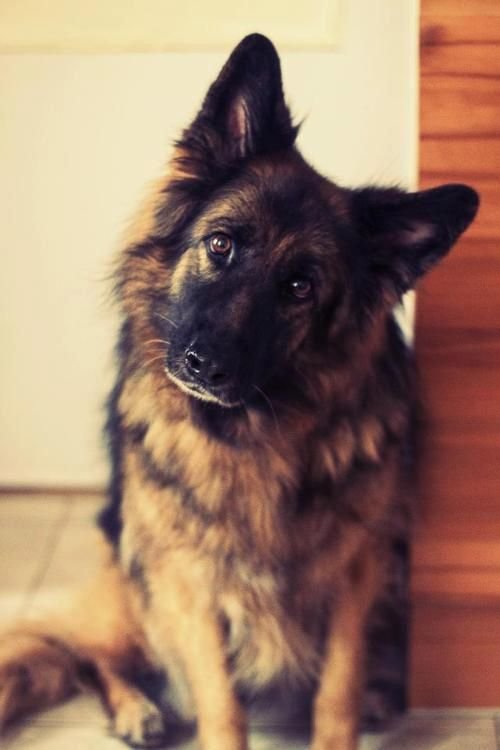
[0,559,147,731]
[312,546,385,750]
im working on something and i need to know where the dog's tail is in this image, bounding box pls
[0,623,80,729]
[0,551,144,732]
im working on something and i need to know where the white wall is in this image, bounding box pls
[0,1,419,488]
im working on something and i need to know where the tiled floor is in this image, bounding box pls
[0,493,499,749]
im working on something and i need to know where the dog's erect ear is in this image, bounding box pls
[178,34,296,170]
[351,184,479,300]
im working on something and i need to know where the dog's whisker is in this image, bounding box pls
[240,399,253,430]
[143,339,171,347]
[153,312,178,328]
[252,385,283,439]
[142,354,167,370]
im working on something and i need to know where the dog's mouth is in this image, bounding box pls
[164,367,243,409]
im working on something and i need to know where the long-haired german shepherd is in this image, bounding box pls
[0,34,478,750]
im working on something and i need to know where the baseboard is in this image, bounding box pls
[0,485,105,497]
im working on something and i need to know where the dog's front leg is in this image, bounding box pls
[145,569,247,750]
[311,545,384,750]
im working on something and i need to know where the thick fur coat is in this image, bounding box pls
[0,35,478,750]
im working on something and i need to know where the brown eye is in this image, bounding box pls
[208,233,233,257]
[288,276,313,300]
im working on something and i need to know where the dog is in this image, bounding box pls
[0,34,478,750]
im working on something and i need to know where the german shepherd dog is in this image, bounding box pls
[0,34,478,750]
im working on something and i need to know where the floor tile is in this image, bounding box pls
[65,495,104,526]
[249,730,308,749]
[0,523,47,594]
[24,498,104,616]
[0,498,69,620]
[0,691,384,750]
[25,695,106,728]
[412,709,496,719]
[379,713,497,750]
[0,496,67,525]
[0,724,434,750]
[494,715,500,749]
[0,495,70,625]
[29,522,102,593]
[1,706,498,749]
[1,722,126,749]
[360,734,387,750]
[0,592,29,623]
[21,587,78,621]
[0,725,320,750]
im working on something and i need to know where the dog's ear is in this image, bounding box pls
[177,34,296,171]
[351,184,479,301]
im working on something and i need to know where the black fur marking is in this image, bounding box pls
[184,34,298,163]
[164,269,285,406]
[11,664,32,694]
[363,537,409,729]
[294,459,380,527]
[129,555,151,608]
[138,446,179,491]
[97,380,125,547]
[97,321,134,548]
[138,444,224,527]
[351,183,479,299]
[189,401,248,444]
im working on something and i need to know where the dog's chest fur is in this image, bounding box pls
[114,367,402,690]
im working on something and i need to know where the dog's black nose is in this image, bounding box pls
[185,347,230,386]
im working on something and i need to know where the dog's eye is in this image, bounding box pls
[208,233,233,257]
[287,276,313,300]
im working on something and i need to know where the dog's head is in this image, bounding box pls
[121,34,478,408]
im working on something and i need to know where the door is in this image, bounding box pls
[412,0,500,707]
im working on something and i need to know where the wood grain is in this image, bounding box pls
[416,257,500,329]
[421,15,500,45]
[412,604,500,706]
[422,39,500,76]
[419,366,500,428]
[412,0,500,708]
[417,428,500,516]
[413,538,500,571]
[421,0,500,16]
[421,76,500,136]
[413,570,500,604]
[421,137,500,178]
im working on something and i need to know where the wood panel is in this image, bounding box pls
[421,76,500,136]
[422,41,500,77]
[417,429,500,516]
[421,15,500,45]
[420,366,500,428]
[422,0,500,16]
[414,527,500,569]
[412,604,500,707]
[417,257,500,328]
[421,138,500,179]
[412,0,500,708]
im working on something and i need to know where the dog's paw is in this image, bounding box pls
[112,697,167,748]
